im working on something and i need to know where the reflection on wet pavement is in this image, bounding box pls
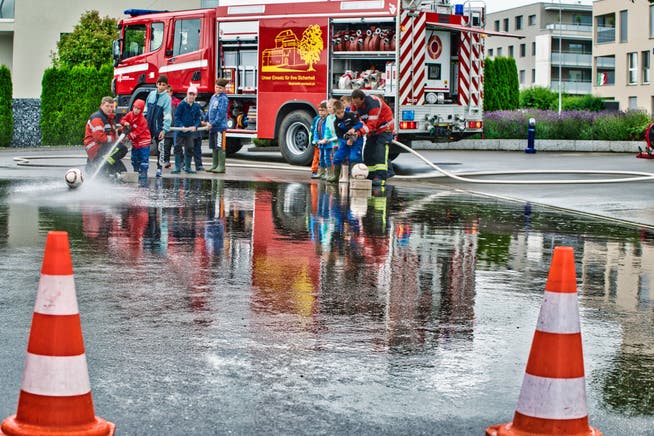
[0,177,652,435]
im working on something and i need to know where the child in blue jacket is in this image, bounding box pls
[328,98,364,182]
[311,100,337,180]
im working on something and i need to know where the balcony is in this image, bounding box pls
[551,52,592,67]
[546,23,592,34]
[596,56,615,68]
[596,26,615,44]
[550,80,592,94]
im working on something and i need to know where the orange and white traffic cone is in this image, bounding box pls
[1,231,115,436]
[486,246,601,436]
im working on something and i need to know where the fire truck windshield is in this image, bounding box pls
[123,24,146,59]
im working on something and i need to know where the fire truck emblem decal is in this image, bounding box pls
[262,25,323,72]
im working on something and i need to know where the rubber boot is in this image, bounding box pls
[171,153,182,174]
[207,150,220,172]
[327,165,340,183]
[339,164,349,184]
[322,167,331,181]
[184,155,196,174]
[138,162,148,187]
[215,149,226,173]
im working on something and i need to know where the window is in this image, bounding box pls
[519,70,525,84]
[515,16,523,30]
[122,24,146,59]
[508,45,514,58]
[520,43,526,57]
[503,18,509,32]
[573,15,592,26]
[596,55,615,86]
[488,48,494,57]
[173,18,201,56]
[428,64,441,80]
[629,96,638,110]
[569,43,583,54]
[150,22,164,52]
[620,10,628,43]
[650,6,654,38]
[628,52,638,84]
[596,14,615,43]
[494,20,500,32]
[0,0,14,18]
[528,14,536,26]
[497,47,503,56]
[643,51,651,84]
[531,69,535,83]
[532,41,536,56]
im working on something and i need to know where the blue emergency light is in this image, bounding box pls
[401,110,415,121]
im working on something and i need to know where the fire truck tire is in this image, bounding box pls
[279,111,314,166]
[225,137,243,156]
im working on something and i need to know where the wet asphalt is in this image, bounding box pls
[3,146,653,229]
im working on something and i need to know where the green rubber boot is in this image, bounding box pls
[207,150,220,172]
[171,153,182,174]
[215,149,226,173]
[326,165,340,183]
[184,156,196,174]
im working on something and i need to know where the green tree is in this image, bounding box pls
[53,10,117,69]
[483,58,499,111]
[483,57,519,111]
[0,65,13,147]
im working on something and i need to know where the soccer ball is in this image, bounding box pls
[64,168,84,189]
[351,163,369,180]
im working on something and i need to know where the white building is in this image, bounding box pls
[0,0,200,99]
[485,2,593,95]
[593,0,654,113]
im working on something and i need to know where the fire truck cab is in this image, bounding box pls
[112,1,493,166]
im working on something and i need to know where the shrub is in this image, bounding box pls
[519,86,557,110]
[0,65,12,147]
[483,109,651,141]
[559,94,604,112]
[41,64,113,145]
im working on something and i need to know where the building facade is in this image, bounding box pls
[485,2,593,95]
[593,0,653,113]
[0,0,199,99]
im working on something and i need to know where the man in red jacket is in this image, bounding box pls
[348,89,395,186]
[84,96,127,175]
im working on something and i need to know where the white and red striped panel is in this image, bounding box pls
[457,18,483,108]
[399,11,426,105]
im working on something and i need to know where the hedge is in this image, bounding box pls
[0,65,13,147]
[40,64,113,145]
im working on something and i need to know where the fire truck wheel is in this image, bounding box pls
[279,111,314,166]
[225,137,243,156]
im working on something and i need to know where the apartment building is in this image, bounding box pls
[485,2,593,95]
[593,0,653,113]
[0,0,199,99]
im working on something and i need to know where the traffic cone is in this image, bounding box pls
[1,231,115,436]
[486,246,601,436]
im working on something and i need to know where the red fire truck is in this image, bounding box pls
[112,0,505,165]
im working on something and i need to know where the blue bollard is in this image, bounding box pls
[525,117,536,154]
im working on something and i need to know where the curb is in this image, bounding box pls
[412,139,641,153]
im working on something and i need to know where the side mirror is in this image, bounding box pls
[112,39,122,60]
